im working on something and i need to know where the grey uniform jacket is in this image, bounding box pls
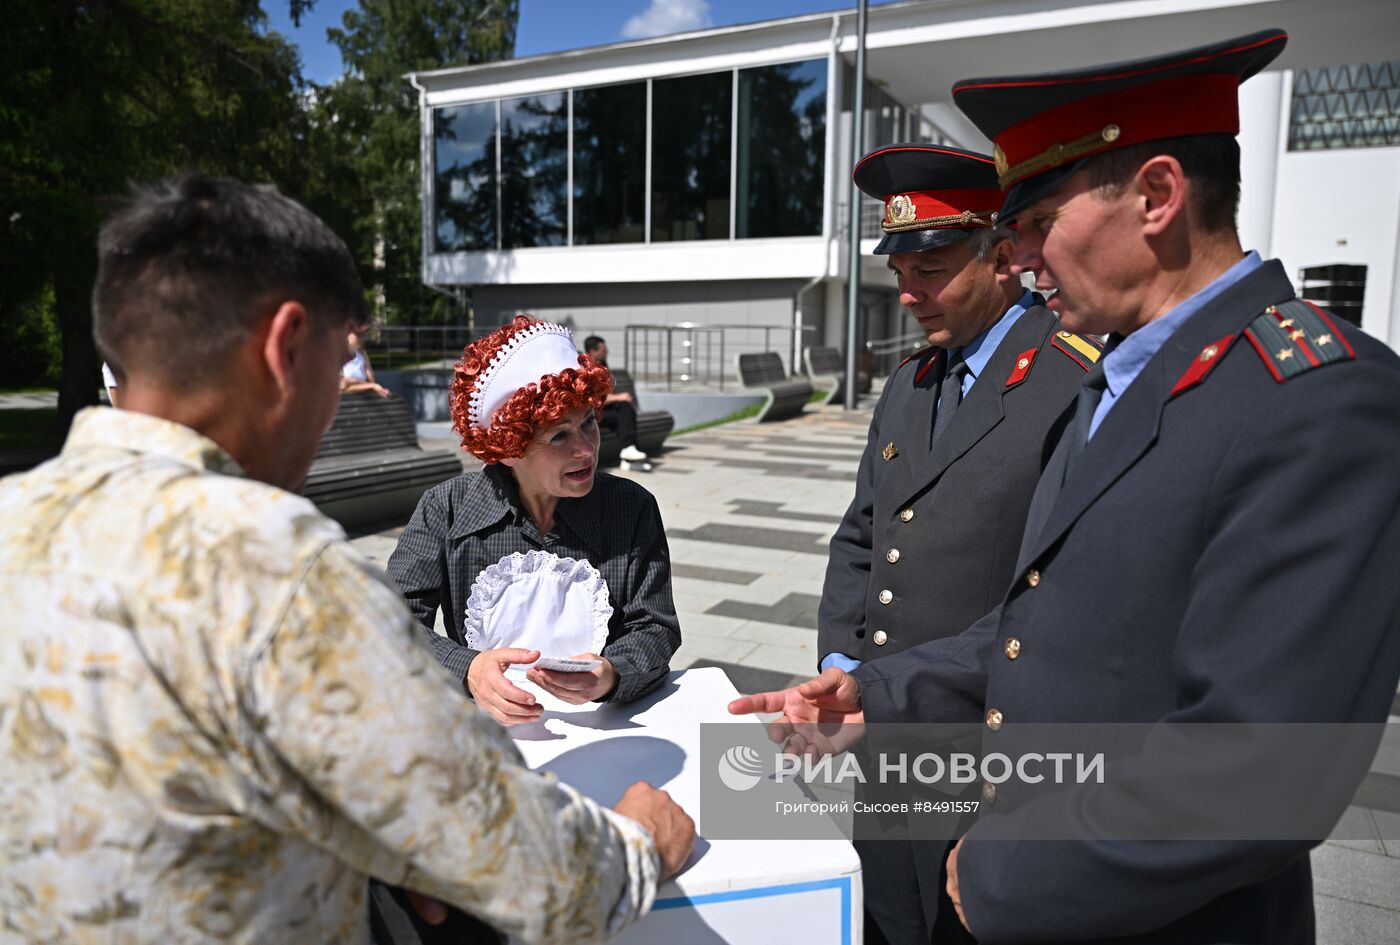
[854,260,1400,944]
[818,301,1099,665]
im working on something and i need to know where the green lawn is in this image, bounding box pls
[0,408,64,450]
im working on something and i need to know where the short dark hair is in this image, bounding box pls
[582,335,606,354]
[94,175,366,389]
[965,225,1016,261]
[1081,134,1241,233]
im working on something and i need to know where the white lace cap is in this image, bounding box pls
[467,322,581,430]
[464,550,613,657]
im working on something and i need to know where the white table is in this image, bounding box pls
[508,666,862,945]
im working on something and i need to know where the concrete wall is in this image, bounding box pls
[1238,69,1400,346]
[1269,145,1400,346]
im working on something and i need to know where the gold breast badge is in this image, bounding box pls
[882,442,898,462]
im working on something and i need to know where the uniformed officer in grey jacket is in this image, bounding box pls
[736,28,1400,945]
[817,144,1101,945]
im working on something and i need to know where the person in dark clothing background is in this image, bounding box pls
[584,334,652,471]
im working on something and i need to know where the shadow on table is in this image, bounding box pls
[537,736,686,807]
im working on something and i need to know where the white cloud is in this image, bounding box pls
[621,0,713,40]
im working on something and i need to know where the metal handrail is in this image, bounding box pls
[622,323,816,391]
[866,329,925,355]
[363,325,474,369]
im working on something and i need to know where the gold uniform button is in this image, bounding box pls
[985,708,1004,731]
[1026,569,1041,588]
[1004,638,1022,660]
[878,589,893,605]
[982,781,997,803]
[899,508,914,522]
[873,630,888,646]
[886,548,900,563]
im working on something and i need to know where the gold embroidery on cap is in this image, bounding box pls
[997,124,1125,188]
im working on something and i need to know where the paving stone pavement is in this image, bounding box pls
[349,399,1400,940]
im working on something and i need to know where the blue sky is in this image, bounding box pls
[262,0,896,85]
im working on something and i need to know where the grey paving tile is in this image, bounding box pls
[706,592,822,630]
[1316,892,1400,944]
[671,634,760,668]
[750,447,865,462]
[746,641,821,675]
[1329,807,1385,854]
[685,658,806,696]
[1372,809,1400,857]
[716,457,857,481]
[1353,771,1400,816]
[671,562,762,585]
[727,499,844,525]
[1311,842,1400,912]
[668,522,828,555]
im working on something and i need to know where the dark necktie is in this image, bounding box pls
[1062,358,1110,483]
[931,356,969,447]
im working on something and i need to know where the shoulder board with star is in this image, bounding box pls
[1242,299,1356,383]
[1049,330,1104,371]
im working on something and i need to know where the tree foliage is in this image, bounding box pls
[325,0,517,325]
[0,0,518,427]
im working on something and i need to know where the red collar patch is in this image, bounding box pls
[1170,334,1236,397]
[1004,348,1038,387]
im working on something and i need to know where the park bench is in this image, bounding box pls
[736,352,812,422]
[804,346,870,406]
[598,367,676,465]
[303,391,462,528]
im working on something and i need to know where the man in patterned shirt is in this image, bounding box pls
[0,176,693,944]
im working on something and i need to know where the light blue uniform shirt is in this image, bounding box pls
[821,290,1036,673]
[1088,252,1263,439]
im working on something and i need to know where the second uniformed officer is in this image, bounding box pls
[817,145,1100,945]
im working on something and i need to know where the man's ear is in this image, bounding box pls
[1136,155,1187,237]
[992,237,1017,279]
[262,301,310,400]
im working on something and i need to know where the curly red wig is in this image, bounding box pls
[450,315,613,464]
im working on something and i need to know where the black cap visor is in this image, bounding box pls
[873,227,977,256]
[997,159,1091,224]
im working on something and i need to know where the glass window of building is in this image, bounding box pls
[433,101,498,252]
[736,59,827,238]
[651,71,733,242]
[1289,60,1400,150]
[499,92,568,248]
[573,82,647,244]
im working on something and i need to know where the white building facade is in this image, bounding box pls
[410,0,1400,378]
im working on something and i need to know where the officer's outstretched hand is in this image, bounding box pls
[726,668,865,758]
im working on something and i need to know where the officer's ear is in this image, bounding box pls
[1136,154,1188,237]
[991,236,1018,282]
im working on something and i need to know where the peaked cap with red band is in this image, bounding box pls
[952,28,1288,221]
[853,144,1005,255]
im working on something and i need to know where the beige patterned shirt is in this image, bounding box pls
[0,409,659,944]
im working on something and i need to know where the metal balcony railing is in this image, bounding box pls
[622,323,817,391]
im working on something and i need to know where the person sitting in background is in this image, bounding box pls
[0,175,692,945]
[583,334,652,471]
[341,325,390,397]
[388,317,682,727]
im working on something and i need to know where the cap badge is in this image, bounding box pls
[993,143,1008,177]
[887,194,917,226]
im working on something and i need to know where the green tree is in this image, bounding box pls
[1,1,311,425]
[326,0,518,325]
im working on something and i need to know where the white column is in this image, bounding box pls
[1237,69,1287,259]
